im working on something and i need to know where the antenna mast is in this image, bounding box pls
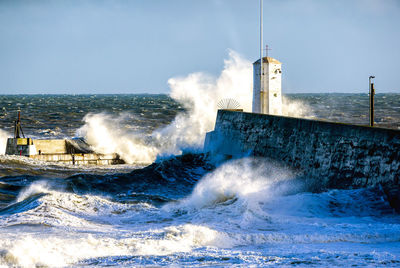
[14,108,25,139]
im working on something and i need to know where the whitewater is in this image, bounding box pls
[0,51,400,267]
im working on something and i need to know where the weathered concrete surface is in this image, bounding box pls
[34,139,67,154]
[30,153,124,165]
[33,139,93,154]
[7,139,123,165]
[205,110,400,210]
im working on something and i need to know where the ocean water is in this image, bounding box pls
[0,93,400,267]
[0,51,399,268]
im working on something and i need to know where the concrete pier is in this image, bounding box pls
[29,153,123,165]
[6,138,124,165]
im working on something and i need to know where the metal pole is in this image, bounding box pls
[260,0,263,113]
[369,76,375,127]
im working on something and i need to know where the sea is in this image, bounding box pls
[0,93,399,267]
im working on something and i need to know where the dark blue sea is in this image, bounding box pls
[0,92,399,267]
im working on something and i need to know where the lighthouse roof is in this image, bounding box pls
[253,57,282,65]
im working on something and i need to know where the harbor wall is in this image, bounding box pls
[6,139,124,165]
[204,110,400,209]
[31,139,123,165]
[30,153,123,165]
[34,139,67,154]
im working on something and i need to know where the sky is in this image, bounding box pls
[0,0,399,94]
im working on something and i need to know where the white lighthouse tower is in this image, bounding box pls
[252,56,282,115]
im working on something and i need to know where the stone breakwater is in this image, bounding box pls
[204,110,400,210]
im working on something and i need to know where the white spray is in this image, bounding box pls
[77,50,312,164]
[282,96,312,117]
[162,157,301,232]
[77,113,158,164]
[169,158,295,210]
[0,129,10,155]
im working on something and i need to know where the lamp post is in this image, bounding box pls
[369,75,375,127]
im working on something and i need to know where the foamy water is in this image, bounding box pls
[0,51,400,267]
[0,158,399,267]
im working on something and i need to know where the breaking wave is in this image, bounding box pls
[76,113,158,164]
[0,156,398,267]
[169,158,297,211]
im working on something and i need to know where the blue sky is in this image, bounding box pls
[0,0,399,94]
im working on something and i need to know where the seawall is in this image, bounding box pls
[204,110,400,210]
[5,138,124,165]
[30,153,123,165]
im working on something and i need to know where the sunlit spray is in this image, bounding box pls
[77,51,312,164]
[0,129,10,155]
[77,113,158,164]
[163,157,300,229]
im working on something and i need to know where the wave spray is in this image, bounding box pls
[77,50,311,164]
